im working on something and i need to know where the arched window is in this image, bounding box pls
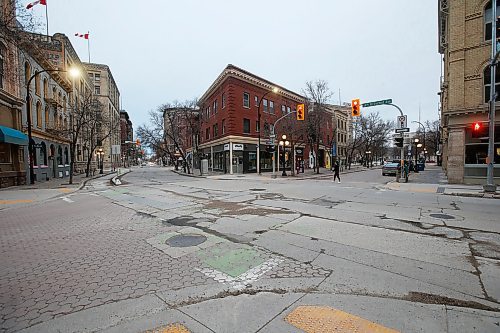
[36,101,42,128]
[35,71,40,95]
[43,78,48,97]
[52,87,56,100]
[24,62,31,85]
[45,105,49,128]
[57,146,63,165]
[58,115,63,130]
[41,142,47,165]
[485,1,500,40]
[63,96,67,113]
[63,118,67,130]
[58,91,62,104]
[0,42,6,89]
[484,66,500,102]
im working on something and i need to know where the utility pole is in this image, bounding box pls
[485,0,498,192]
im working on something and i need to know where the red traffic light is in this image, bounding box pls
[473,122,481,131]
[296,104,305,121]
[351,99,361,117]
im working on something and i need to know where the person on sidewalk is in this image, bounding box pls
[333,161,341,183]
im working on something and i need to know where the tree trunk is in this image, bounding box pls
[69,143,76,184]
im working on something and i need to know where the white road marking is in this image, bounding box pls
[196,257,283,290]
[61,197,74,203]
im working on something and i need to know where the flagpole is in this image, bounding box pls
[88,31,91,62]
[45,1,49,38]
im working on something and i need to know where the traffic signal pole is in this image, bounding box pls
[485,0,497,193]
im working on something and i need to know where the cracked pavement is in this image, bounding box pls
[1,166,499,332]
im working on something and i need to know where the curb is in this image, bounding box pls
[110,169,131,186]
[78,171,116,190]
[171,169,205,178]
[443,192,500,199]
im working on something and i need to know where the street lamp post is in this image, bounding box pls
[256,87,278,174]
[412,121,426,162]
[25,67,80,184]
[365,151,372,168]
[414,138,419,173]
[279,134,289,176]
[96,148,104,174]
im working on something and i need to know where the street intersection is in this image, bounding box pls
[0,166,499,332]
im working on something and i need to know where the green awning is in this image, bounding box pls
[0,125,28,145]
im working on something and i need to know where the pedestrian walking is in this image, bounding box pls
[333,161,340,183]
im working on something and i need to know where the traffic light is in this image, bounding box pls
[395,136,404,148]
[351,99,361,117]
[472,122,488,138]
[266,145,275,153]
[297,104,305,121]
[136,138,140,146]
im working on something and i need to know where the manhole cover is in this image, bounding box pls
[166,234,207,247]
[250,188,266,191]
[430,213,455,220]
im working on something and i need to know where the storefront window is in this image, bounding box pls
[248,152,257,171]
[0,143,11,163]
[465,125,500,164]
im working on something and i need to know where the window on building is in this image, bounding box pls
[43,78,48,97]
[206,127,210,140]
[484,1,500,40]
[45,106,49,128]
[263,99,268,113]
[0,143,11,163]
[0,43,5,89]
[35,71,40,95]
[269,101,274,114]
[205,107,209,119]
[36,101,42,128]
[222,119,226,134]
[281,105,286,114]
[95,85,100,95]
[287,106,291,113]
[243,118,250,134]
[255,96,258,106]
[213,99,217,114]
[243,92,250,108]
[256,120,260,132]
[484,66,500,102]
[213,123,218,137]
[25,62,31,85]
[95,73,100,81]
[222,93,226,108]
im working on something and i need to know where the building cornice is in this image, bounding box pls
[199,64,305,104]
[0,89,24,108]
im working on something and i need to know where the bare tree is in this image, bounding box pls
[303,80,333,173]
[424,119,440,160]
[137,110,174,168]
[357,112,394,167]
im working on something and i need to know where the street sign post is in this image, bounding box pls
[395,128,410,133]
[396,115,407,129]
[361,99,392,108]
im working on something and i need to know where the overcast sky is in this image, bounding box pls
[31,0,440,133]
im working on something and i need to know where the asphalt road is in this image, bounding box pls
[1,166,499,332]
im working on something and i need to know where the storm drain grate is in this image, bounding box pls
[166,234,207,247]
[430,213,455,220]
[249,188,266,191]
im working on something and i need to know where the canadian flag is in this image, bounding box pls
[75,33,89,40]
[26,0,46,9]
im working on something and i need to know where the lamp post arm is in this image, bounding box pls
[272,111,297,135]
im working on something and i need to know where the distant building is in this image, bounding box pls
[120,110,134,166]
[438,0,500,184]
[84,63,121,170]
[324,104,352,168]
[197,64,308,174]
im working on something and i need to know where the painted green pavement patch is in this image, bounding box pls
[196,244,265,277]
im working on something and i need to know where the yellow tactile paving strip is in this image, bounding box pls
[285,305,400,333]
[143,323,190,333]
[0,199,33,205]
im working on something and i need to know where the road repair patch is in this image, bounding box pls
[285,305,399,333]
[143,323,190,333]
[0,199,33,205]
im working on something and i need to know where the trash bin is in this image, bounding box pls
[417,163,425,171]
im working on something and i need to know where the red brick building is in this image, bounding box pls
[197,64,310,174]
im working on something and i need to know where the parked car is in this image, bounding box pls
[382,162,400,176]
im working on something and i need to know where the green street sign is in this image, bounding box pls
[361,99,392,108]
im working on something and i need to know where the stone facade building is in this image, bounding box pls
[0,0,26,187]
[84,63,121,170]
[324,104,352,169]
[439,0,500,184]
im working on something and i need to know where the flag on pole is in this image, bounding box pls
[26,0,46,9]
[75,33,89,40]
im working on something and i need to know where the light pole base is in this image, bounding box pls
[483,184,497,193]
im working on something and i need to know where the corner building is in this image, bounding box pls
[439,0,500,184]
[198,65,305,174]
